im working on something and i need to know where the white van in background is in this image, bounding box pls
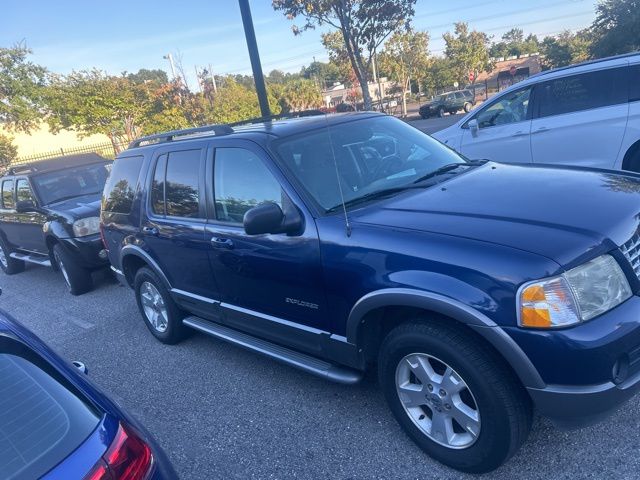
[433,52,640,171]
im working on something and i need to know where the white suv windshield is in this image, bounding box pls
[274,116,466,212]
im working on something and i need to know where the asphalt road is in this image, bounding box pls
[407,113,463,135]
[2,265,640,479]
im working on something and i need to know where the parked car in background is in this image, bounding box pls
[0,153,111,295]
[434,52,640,171]
[419,89,475,118]
[102,112,640,473]
[0,303,177,479]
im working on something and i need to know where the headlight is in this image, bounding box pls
[72,217,100,237]
[518,254,632,328]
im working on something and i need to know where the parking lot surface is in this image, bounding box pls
[408,113,463,134]
[2,264,639,479]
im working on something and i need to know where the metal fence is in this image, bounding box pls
[15,140,128,165]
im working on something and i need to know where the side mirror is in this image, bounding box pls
[468,119,479,137]
[72,360,88,375]
[243,202,300,235]
[15,200,36,213]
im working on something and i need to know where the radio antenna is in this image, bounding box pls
[324,113,352,237]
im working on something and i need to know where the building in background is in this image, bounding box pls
[476,54,543,93]
[322,77,397,108]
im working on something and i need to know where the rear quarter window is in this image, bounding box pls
[630,64,640,103]
[0,343,100,480]
[102,155,144,214]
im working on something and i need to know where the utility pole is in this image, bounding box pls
[209,64,217,93]
[238,0,270,118]
[163,53,177,80]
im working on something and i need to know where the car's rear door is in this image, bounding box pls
[530,63,629,168]
[14,178,48,253]
[459,85,534,163]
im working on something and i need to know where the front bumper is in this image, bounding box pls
[58,233,108,269]
[504,295,640,427]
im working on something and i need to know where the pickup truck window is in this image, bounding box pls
[35,162,111,206]
[2,180,14,209]
[16,179,35,203]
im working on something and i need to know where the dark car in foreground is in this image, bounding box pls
[0,153,111,295]
[0,304,176,479]
[102,111,640,473]
[419,89,475,118]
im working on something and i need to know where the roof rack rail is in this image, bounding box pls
[129,124,234,149]
[528,50,640,81]
[6,165,36,175]
[229,109,325,127]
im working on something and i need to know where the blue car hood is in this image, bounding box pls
[351,163,640,267]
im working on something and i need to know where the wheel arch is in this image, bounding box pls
[120,245,171,290]
[347,288,545,389]
[622,139,640,171]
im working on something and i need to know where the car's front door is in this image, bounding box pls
[14,178,47,253]
[205,140,327,333]
[459,86,533,164]
[141,143,219,304]
[530,65,629,168]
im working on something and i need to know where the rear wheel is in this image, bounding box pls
[134,267,188,344]
[437,107,446,118]
[0,236,25,275]
[378,320,532,473]
[53,244,93,295]
[463,102,472,113]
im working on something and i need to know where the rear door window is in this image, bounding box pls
[2,180,14,209]
[0,345,100,480]
[534,67,628,118]
[164,149,202,218]
[102,156,144,214]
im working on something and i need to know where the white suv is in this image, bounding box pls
[433,52,640,171]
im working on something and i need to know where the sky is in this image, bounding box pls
[1,0,596,88]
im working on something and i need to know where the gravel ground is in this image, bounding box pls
[2,264,640,479]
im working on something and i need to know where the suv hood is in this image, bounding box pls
[47,193,101,220]
[351,163,640,267]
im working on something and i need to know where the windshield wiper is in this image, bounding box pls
[326,187,412,213]
[412,163,468,184]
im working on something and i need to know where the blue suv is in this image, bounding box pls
[101,112,640,473]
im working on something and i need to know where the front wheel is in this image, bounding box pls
[53,244,93,295]
[437,107,445,118]
[0,236,25,275]
[378,320,532,473]
[463,102,472,113]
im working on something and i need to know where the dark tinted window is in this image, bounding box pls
[102,156,143,214]
[536,67,627,118]
[151,154,167,216]
[630,64,640,102]
[33,163,111,206]
[2,180,14,209]
[16,179,35,203]
[0,352,99,480]
[214,148,282,223]
[165,149,200,218]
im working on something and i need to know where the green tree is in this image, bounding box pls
[272,0,417,111]
[126,68,169,86]
[490,28,540,58]
[321,31,356,85]
[301,60,345,89]
[443,22,493,89]
[0,134,18,168]
[421,57,456,96]
[590,0,640,57]
[379,29,430,116]
[540,30,591,69]
[0,44,47,133]
[277,78,323,112]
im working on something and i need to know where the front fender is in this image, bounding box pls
[347,288,545,389]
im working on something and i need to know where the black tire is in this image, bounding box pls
[134,267,187,344]
[0,236,25,275]
[378,320,532,474]
[53,244,93,295]
[437,107,445,118]
[624,143,640,172]
[463,102,472,113]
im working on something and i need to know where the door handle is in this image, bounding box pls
[142,226,159,235]
[511,131,528,137]
[211,237,234,249]
[532,127,549,134]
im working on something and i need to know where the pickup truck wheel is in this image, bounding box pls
[134,267,187,344]
[379,321,532,474]
[0,237,25,275]
[437,107,445,118]
[53,244,92,295]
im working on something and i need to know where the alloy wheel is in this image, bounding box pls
[54,251,71,288]
[395,353,481,449]
[0,245,7,268]
[140,281,168,333]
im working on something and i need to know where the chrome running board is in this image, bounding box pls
[10,252,51,267]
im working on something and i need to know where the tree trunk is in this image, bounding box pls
[339,28,373,111]
[402,76,409,117]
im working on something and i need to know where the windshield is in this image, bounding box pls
[274,116,465,212]
[32,162,112,205]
